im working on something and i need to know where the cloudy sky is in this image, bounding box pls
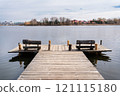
[0,0,120,21]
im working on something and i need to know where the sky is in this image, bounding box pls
[0,0,120,22]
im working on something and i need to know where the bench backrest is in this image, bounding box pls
[23,39,41,44]
[76,40,95,44]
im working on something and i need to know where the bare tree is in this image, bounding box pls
[66,18,71,25]
[50,17,58,25]
[43,17,49,25]
[59,17,66,24]
[30,19,38,25]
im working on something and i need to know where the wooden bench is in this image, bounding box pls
[76,40,95,50]
[23,39,41,50]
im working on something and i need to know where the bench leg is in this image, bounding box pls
[24,48,28,51]
[37,47,41,50]
[90,48,93,50]
[78,48,80,51]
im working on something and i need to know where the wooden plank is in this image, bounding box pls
[18,73,103,80]
[76,40,95,44]
[21,71,100,73]
[23,39,41,44]
[18,50,104,80]
[8,44,109,80]
[41,45,48,51]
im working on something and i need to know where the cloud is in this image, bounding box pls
[65,9,71,11]
[0,0,120,21]
[113,5,120,8]
[80,8,83,10]
[64,9,73,12]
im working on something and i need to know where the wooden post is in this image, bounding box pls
[49,40,51,45]
[100,40,102,45]
[95,44,98,50]
[69,44,72,51]
[67,40,69,46]
[18,43,22,56]
[95,59,98,64]
[19,61,22,67]
[48,40,51,51]
[18,43,22,50]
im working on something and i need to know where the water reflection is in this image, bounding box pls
[9,53,36,69]
[84,53,111,66]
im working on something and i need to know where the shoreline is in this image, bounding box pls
[0,24,120,26]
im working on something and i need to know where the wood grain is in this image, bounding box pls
[18,51,104,80]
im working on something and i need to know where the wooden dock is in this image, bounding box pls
[17,45,105,80]
[8,44,112,53]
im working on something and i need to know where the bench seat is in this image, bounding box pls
[23,39,41,51]
[23,46,41,50]
[76,40,95,50]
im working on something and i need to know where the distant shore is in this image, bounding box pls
[1,24,120,26]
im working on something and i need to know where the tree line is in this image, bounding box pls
[24,17,120,26]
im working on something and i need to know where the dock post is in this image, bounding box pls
[69,44,72,51]
[100,40,102,45]
[95,44,98,50]
[18,43,22,50]
[48,40,51,51]
[95,59,98,64]
[19,61,22,67]
[67,40,69,46]
[18,43,22,56]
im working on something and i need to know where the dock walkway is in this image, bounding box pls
[9,44,111,53]
[18,45,104,80]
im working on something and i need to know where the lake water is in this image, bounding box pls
[0,26,120,80]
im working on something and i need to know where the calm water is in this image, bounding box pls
[0,26,120,80]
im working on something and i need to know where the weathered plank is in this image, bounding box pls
[18,51,104,80]
[8,44,112,53]
[8,44,109,80]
